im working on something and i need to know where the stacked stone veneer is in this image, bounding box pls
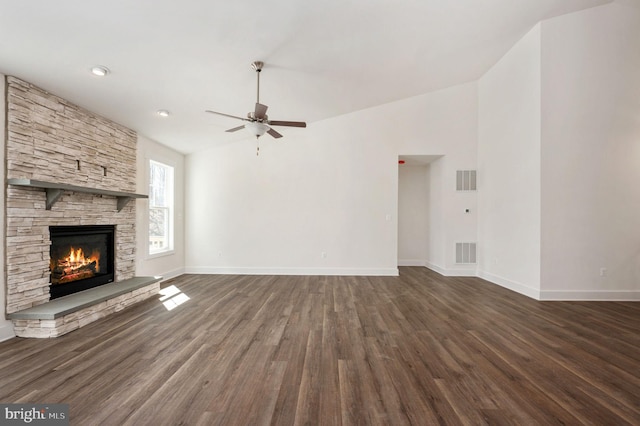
[5,77,144,323]
[12,284,160,338]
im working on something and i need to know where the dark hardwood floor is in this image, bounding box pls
[0,267,639,425]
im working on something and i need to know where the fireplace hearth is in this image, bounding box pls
[49,225,115,299]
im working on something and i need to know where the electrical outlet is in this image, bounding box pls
[321,252,327,259]
[600,267,607,277]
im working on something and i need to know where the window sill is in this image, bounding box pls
[146,249,176,260]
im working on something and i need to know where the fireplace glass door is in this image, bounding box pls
[49,225,115,299]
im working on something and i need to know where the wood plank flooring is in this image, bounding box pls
[0,267,639,425]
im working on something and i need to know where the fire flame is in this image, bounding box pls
[65,247,100,272]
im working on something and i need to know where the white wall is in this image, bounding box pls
[185,114,399,275]
[426,158,446,270]
[0,73,15,341]
[476,0,640,300]
[477,24,542,298]
[398,165,429,265]
[136,135,186,280]
[539,0,640,299]
[395,83,478,276]
[432,156,479,275]
[185,82,478,275]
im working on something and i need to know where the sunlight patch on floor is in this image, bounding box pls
[158,285,190,311]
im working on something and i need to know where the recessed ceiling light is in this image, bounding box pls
[90,66,110,77]
[156,110,170,117]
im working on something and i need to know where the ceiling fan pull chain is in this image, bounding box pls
[256,138,260,156]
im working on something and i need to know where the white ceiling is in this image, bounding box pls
[0,0,611,154]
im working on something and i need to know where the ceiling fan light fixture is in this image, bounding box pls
[245,121,269,138]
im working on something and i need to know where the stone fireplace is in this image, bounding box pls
[4,76,159,337]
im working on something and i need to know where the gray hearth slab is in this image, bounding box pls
[9,276,162,320]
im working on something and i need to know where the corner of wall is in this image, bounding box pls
[477,269,541,300]
[425,262,477,277]
[1,73,16,339]
[477,19,542,295]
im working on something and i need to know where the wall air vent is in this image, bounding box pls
[456,170,477,191]
[455,242,477,264]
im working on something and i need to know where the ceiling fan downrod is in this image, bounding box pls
[251,61,263,105]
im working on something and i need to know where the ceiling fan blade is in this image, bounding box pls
[254,103,268,120]
[267,128,283,139]
[268,120,307,128]
[226,125,246,133]
[205,110,247,121]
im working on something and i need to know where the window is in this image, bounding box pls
[149,160,174,255]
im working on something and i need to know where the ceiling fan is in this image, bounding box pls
[205,61,306,140]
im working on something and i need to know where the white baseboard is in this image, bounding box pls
[539,290,640,301]
[157,265,640,301]
[476,271,640,301]
[398,259,426,267]
[477,270,541,300]
[157,267,186,282]
[185,266,399,276]
[0,321,16,342]
[424,262,477,277]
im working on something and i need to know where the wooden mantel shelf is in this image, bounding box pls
[7,178,148,211]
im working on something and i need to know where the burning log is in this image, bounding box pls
[51,259,97,285]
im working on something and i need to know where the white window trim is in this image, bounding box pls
[148,159,175,258]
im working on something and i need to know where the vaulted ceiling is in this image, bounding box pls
[0,0,611,153]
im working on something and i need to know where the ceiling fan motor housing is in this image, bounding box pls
[247,112,268,122]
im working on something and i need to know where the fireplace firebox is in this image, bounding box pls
[49,225,115,299]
